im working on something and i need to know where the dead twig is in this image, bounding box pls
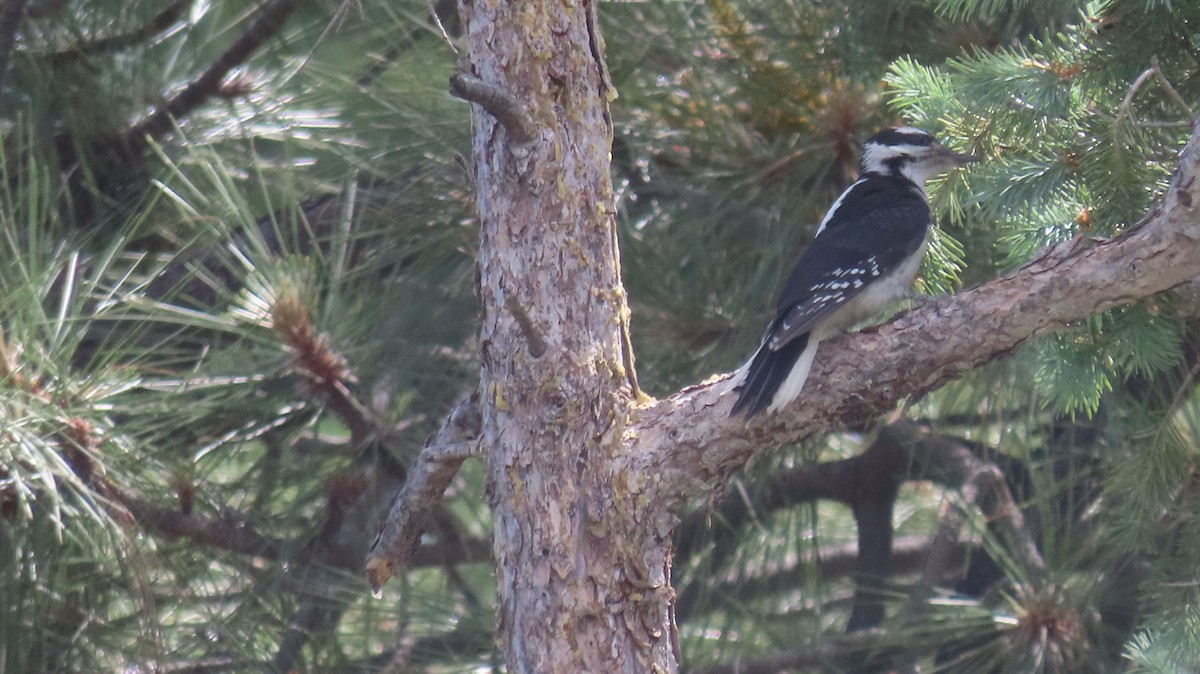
[366,394,482,591]
[1116,56,1194,129]
[1150,56,1195,119]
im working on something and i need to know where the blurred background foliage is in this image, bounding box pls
[1,0,1199,671]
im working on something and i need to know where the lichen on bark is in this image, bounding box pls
[459,0,674,670]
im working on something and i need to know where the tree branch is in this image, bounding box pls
[124,0,295,147]
[120,493,283,558]
[903,424,1046,585]
[113,484,489,569]
[673,421,1039,630]
[630,121,1200,513]
[366,394,482,591]
[891,499,966,674]
[449,72,537,146]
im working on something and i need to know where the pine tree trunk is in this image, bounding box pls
[459,0,678,671]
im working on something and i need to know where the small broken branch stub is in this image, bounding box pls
[449,73,538,146]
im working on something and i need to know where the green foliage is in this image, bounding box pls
[880,2,1200,671]
[1126,629,1200,673]
[1,1,487,671]
[2,0,1200,671]
[887,0,1193,419]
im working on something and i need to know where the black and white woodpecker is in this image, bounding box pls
[729,127,977,419]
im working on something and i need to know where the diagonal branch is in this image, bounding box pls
[891,498,966,674]
[366,393,482,591]
[120,492,283,558]
[629,121,1200,513]
[124,0,295,147]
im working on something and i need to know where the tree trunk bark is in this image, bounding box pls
[459,0,677,670]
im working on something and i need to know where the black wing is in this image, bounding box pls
[768,176,930,350]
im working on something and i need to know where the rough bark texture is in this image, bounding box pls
[459,0,673,671]
[366,396,481,591]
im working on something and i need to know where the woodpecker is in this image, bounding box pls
[729,127,977,419]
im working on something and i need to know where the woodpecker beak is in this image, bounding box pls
[941,145,980,166]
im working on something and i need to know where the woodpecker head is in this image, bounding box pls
[859,127,977,187]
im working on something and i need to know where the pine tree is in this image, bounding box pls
[3,0,1200,672]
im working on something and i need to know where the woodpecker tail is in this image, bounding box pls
[729,332,816,419]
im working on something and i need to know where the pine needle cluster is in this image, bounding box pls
[883,1,1200,668]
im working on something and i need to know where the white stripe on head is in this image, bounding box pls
[858,127,965,187]
[860,141,935,176]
